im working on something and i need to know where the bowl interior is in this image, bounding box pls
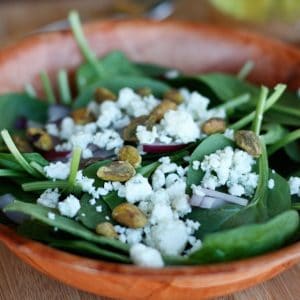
[0,20,300,299]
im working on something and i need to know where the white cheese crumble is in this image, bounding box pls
[44,161,70,180]
[125,174,153,203]
[47,212,56,220]
[96,205,102,212]
[37,188,60,208]
[58,195,81,218]
[268,178,275,190]
[200,146,258,197]
[289,177,300,196]
[130,243,164,268]
[192,160,200,171]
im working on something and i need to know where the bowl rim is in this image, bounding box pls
[1,18,300,278]
[1,223,300,277]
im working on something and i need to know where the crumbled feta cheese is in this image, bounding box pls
[152,169,165,190]
[165,173,179,188]
[268,178,275,190]
[172,195,191,216]
[160,110,200,143]
[76,171,97,197]
[165,69,179,79]
[224,128,235,140]
[149,220,188,256]
[93,129,123,151]
[47,212,56,220]
[44,161,70,180]
[37,188,60,208]
[136,125,158,144]
[150,202,174,224]
[125,174,153,203]
[96,101,122,129]
[58,195,81,218]
[45,123,59,136]
[289,177,300,196]
[130,243,164,268]
[89,198,96,205]
[96,205,102,212]
[60,117,75,140]
[200,146,258,197]
[192,160,200,171]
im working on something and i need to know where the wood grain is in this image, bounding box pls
[1,244,300,300]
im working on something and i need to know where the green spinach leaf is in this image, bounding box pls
[0,94,48,130]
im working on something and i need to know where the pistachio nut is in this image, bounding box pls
[94,87,117,103]
[163,89,184,104]
[234,130,262,157]
[70,108,94,125]
[201,118,226,135]
[97,161,136,182]
[12,135,33,152]
[136,87,152,97]
[118,145,142,168]
[112,203,147,228]
[149,99,177,122]
[26,128,54,151]
[95,222,118,238]
[122,115,155,142]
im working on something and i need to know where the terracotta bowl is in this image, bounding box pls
[0,20,300,299]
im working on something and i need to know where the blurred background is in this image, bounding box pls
[0,0,300,47]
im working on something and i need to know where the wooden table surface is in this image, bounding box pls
[1,1,300,299]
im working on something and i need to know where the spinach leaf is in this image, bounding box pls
[189,210,299,264]
[222,141,269,229]
[4,200,129,252]
[82,159,111,187]
[0,153,49,171]
[19,219,130,263]
[73,76,170,108]
[135,62,171,77]
[77,193,111,229]
[49,240,130,263]
[0,94,48,130]
[185,204,241,239]
[76,51,143,90]
[102,191,125,211]
[186,134,234,189]
[267,171,291,218]
[137,161,160,178]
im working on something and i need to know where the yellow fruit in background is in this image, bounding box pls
[210,0,300,22]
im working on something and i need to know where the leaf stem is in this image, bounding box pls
[68,147,82,187]
[68,11,104,77]
[0,169,25,177]
[57,69,72,105]
[252,86,268,135]
[0,130,40,177]
[230,84,286,130]
[24,83,37,98]
[22,180,71,191]
[237,60,254,80]
[216,93,250,111]
[40,72,56,104]
[292,203,300,210]
[268,129,300,155]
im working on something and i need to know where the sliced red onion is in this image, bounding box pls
[14,116,28,130]
[190,188,248,209]
[201,188,248,206]
[200,196,226,209]
[48,104,70,123]
[142,143,187,153]
[0,194,28,224]
[43,150,71,161]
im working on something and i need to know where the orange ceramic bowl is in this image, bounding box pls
[0,20,300,299]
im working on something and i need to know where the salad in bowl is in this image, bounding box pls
[0,12,300,269]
